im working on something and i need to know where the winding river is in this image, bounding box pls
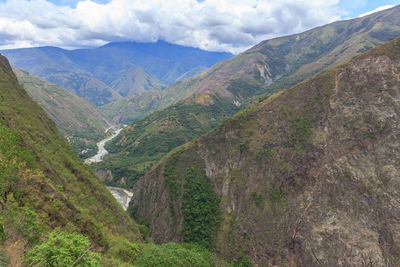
[85,127,133,210]
[85,127,124,163]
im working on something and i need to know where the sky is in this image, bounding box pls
[0,0,398,54]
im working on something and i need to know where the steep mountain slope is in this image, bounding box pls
[45,70,122,106]
[1,46,122,106]
[109,65,165,97]
[101,6,400,187]
[99,73,210,123]
[0,54,140,264]
[130,37,400,266]
[12,67,112,158]
[101,5,400,124]
[2,41,233,106]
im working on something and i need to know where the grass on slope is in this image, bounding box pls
[0,54,141,264]
[13,67,112,158]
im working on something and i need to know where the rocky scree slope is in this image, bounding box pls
[130,37,400,266]
[0,54,140,265]
[101,5,400,188]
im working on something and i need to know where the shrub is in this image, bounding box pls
[232,251,254,267]
[135,242,212,267]
[6,201,45,245]
[25,230,100,266]
[138,224,151,241]
[0,220,5,244]
[289,117,312,148]
[0,124,23,205]
[115,240,142,263]
[250,192,264,211]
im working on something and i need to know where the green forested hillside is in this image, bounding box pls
[96,95,240,188]
[13,67,112,158]
[130,36,400,266]
[100,5,400,188]
[0,54,142,265]
[0,53,230,266]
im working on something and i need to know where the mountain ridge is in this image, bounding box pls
[100,5,400,188]
[1,41,233,106]
[130,36,400,266]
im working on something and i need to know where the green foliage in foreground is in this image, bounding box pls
[25,231,101,267]
[26,233,228,267]
[135,242,214,267]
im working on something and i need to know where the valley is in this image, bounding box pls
[84,126,135,211]
[13,67,112,158]
[1,2,400,266]
[99,5,400,189]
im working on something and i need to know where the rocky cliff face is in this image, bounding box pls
[131,38,400,266]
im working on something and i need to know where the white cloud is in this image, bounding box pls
[0,0,346,53]
[358,4,394,17]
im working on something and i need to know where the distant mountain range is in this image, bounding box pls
[99,5,400,188]
[2,41,233,105]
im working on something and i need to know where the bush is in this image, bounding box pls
[232,252,254,267]
[289,117,312,148]
[0,220,5,244]
[135,242,213,267]
[115,240,142,263]
[138,224,151,241]
[25,230,100,266]
[6,198,46,245]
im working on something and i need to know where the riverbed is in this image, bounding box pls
[85,127,124,163]
[84,127,133,210]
